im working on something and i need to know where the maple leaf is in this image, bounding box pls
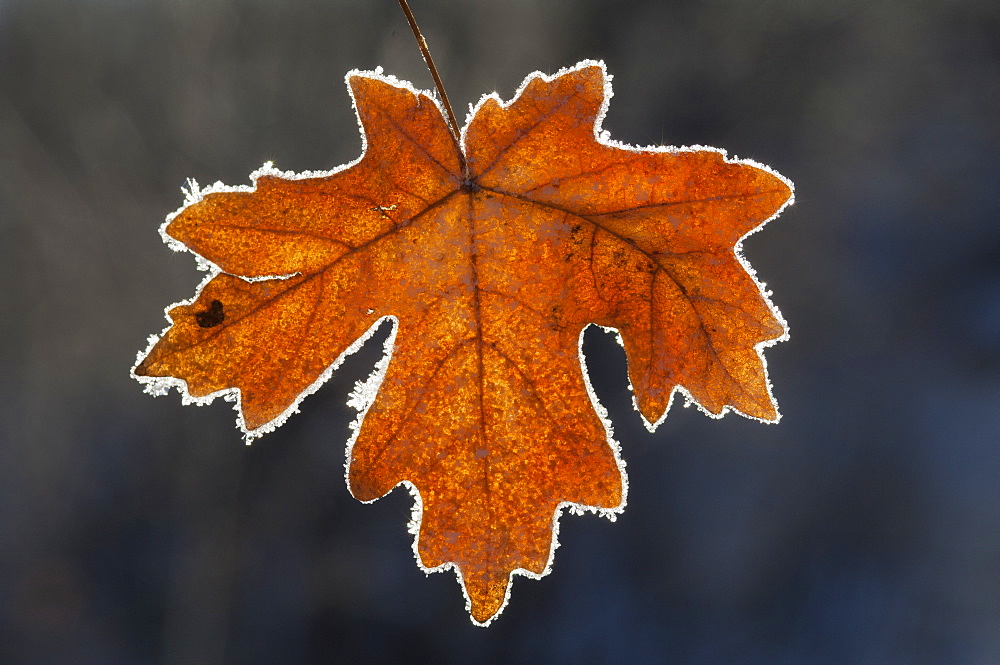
[134,60,793,625]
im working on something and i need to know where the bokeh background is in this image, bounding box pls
[2,0,999,662]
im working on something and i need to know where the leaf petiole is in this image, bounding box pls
[396,0,468,177]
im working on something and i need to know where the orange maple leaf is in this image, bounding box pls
[134,60,793,624]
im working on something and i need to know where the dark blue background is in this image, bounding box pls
[2,1,998,662]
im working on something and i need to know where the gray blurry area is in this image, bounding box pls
[1,0,999,663]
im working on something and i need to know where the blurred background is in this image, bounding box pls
[2,0,999,662]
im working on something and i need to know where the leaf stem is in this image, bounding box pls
[396,0,468,176]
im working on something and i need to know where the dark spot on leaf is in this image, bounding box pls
[196,299,225,328]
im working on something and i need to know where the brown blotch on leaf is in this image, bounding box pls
[195,299,225,328]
